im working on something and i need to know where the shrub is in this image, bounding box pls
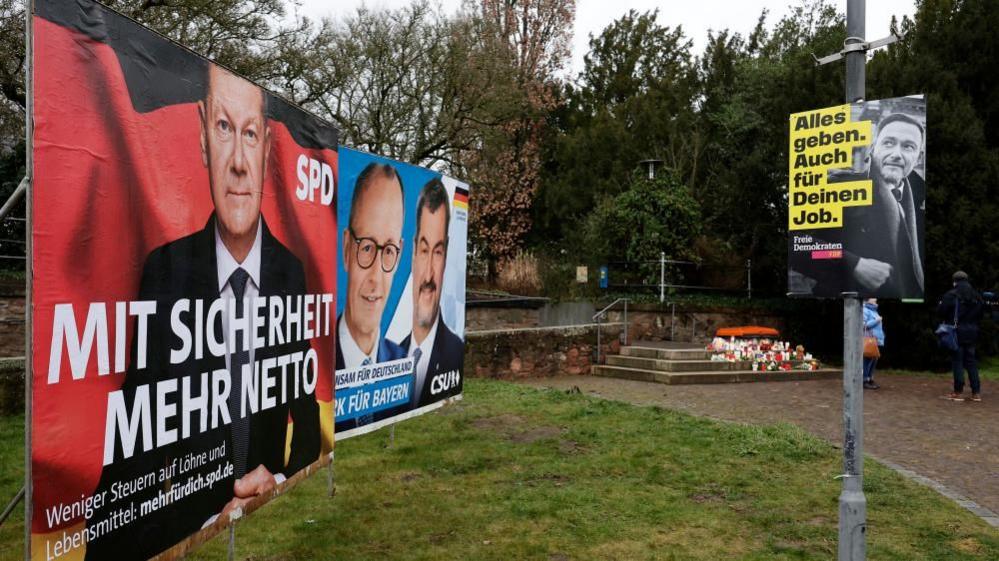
[497,250,542,295]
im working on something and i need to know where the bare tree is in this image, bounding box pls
[0,0,315,155]
[461,0,576,269]
[290,1,517,170]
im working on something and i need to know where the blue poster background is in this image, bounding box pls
[335,148,467,437]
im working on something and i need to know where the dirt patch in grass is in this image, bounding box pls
[470,413,526,434]
[558,439,584,454]
[521,473,572,487]
[511,425,563,443]
[429,530,456,545]
[689,492,725,504]
[952,537,985,554]
[471,414,564,443]
[398,471,422,483]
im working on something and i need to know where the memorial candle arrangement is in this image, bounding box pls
[707,337,821,371]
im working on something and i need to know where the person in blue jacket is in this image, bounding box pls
[863,298,885,389]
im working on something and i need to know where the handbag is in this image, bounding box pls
[935,300,959,352]
[863,330,880,358]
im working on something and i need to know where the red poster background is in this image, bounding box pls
[30,10,336,557]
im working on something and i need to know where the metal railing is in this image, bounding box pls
[606,253,753,301]
[593,297,629,364]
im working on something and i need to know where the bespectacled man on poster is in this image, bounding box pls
[86,65,320,560]
[399,178,464,409]
[334,163,408,431]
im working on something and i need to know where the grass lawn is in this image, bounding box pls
[3,379,998,560]
[880,355,999,383]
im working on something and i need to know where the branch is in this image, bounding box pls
[0,79,24,109]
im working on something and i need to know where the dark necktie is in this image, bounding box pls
[227,267,250,479]
[892,184,924,291]
[410,348,423,408]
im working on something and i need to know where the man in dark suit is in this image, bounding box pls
[87,65,319,559]
[790,112,925,298]
[841,113,925,297]
[334,162,407,433]
[398,178,464,409]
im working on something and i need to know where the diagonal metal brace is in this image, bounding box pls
[1,485,25,526]
[0,177,27,222]
[812,29,907,66]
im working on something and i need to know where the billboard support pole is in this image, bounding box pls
[24,0,34,559]
[659,252,665,303]
[228,523,235,561]
[839,293,866,561]
[811,0,894,558]
[334,452,336,499]
[839,1,867,559]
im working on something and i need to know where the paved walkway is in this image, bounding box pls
[520,371,999,524]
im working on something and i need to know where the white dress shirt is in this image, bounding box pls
[407,314,439,402]
[338,314,379,368]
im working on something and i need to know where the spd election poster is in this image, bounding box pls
[334,148,468,439]
[30,0,337,558]
[787,95,926,299]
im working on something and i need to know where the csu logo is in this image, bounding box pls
[295,154,334,206]
[430,370,460,395]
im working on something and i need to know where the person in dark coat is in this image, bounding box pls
[937,271,985,401]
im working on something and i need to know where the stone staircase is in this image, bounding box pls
[591,344,841,385]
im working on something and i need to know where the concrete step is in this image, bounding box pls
[606,355,751,372]
[591,364,841,385]
[619,346,710,360]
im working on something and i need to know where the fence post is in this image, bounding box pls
[595,313,602,365]
[670,302,676,341]
[623,299,628,346]
[660,252,665,303]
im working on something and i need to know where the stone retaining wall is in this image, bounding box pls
[464,323,623,381]
[0,295,25,357]
[465,306,541,331]
[0,357,24,415]
[605,304,786,343]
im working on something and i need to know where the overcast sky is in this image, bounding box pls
[297,0,917,75]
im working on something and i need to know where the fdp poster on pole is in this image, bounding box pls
[787,95,926,299]
[334,148,468,439]
[30,1,337,558]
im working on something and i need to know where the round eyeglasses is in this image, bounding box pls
[349,227,401,272]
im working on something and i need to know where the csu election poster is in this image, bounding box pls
[30,0,337,558]
[787,95,926,299]
[335,148,468,439]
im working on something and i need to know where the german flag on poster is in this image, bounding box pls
[453,186,469,210]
